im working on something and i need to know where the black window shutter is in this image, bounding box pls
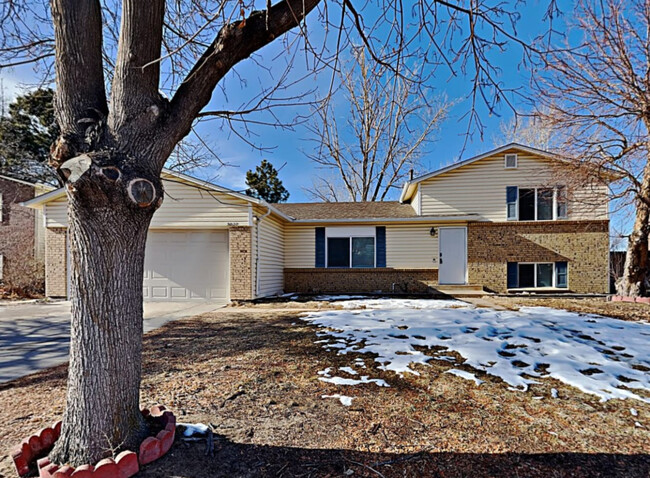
[507,262,518,289]
[506,186,518,220]
[315,227,326,267]
[376,226,386,268]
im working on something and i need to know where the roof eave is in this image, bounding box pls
[290,215,480,224]
[21,169,295,221]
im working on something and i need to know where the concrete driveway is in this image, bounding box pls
[0,300,226,383]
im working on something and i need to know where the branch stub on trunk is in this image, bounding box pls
[59,155,92,184]
[127,178,156,208]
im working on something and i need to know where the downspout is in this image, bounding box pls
[254,201,272,298]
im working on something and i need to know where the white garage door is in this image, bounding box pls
[143,231,229,301]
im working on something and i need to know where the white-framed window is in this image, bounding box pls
[506,186,568,221]
[507,261,568,289]
[326,226,376,268]
[504,153,518,169]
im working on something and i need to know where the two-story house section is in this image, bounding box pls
[26,143,614,300]
[399,143,611,294]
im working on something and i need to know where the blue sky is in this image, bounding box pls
[0,1,627,238]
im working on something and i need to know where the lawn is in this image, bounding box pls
[0,299,648,477]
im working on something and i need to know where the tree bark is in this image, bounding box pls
[616,157,650,297]
[49,156,163,466]
[45,0,320,467]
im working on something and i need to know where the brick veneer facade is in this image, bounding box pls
[284,268,438,295]
[229,226,253,300]
[0,177,36,283]
[45,227,67,297]
[467,220,609,294]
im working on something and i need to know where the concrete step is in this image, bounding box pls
[434,285,492,297]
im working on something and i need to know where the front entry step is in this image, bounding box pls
[435,284,492,297]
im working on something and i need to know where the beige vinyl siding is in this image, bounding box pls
[44,196,68,227]
[284,225,316,268]
[254,212,285,297]
[411,188,421,215]
[419,153,608,221]
[284,223,442,269]
[386,224,438,269]
[44,178,252,228]
[33,186,50,260]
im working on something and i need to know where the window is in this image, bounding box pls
[537,188,554,220]
[0,193,3,222]
[507,262,568,289]
[505,154,518,169]
[506,186,569,221]
[556,186,568,218]
[325,227,376,268]
[327,237,350,267]
[352,237,375,267]
[519,188,535,221]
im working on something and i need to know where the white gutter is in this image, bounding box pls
[289,215,480,224]
[254,201,273,298]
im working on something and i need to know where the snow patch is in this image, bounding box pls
[301,300,650,402]
[445,369,484,385]
[320,375,389,387]
[178,423,210,437]
[322,394,355,406]
[339,366,358,375]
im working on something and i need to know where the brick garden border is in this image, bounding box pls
[609,295,650,304]
[11,405,176,478]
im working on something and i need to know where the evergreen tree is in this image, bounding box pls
[0,88,59,183]
[245,159,290,203]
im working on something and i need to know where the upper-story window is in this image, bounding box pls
[504,153,518,169]
[506,186,568,221]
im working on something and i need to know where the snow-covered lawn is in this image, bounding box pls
[301,298,650,403]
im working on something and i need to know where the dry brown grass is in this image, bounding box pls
[489,296,649,323]
[0,307,648,477]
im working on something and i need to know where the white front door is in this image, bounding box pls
[438,227,467,285]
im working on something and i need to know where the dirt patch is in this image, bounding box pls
[1,308,648,477]
[490,296,649,322]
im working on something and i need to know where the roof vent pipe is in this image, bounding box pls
[409,169,414,181]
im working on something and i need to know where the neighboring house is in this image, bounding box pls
[23,143,613,300]
[0,174,53,285]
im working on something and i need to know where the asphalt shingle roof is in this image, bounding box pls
[273,201,417,220]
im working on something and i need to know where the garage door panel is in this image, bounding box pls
[143,231,229,301]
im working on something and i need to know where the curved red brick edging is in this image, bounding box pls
[11,405,176,478]
[609,295,650,304]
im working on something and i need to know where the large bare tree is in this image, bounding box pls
[0,0,555,467]
[306,48,449,202]
[534,0,650,297]
[493,110,554,150]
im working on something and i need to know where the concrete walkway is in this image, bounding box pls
[0,300,226,383]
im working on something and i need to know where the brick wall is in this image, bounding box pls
[229,226,253,300]
[467,220,609,294]
[45,227,67,297]
[0,177,38,284]
[284,268,438,295]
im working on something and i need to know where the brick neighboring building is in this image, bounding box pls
[0,175,53,287]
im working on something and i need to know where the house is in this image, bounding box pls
[0,174,53,286]
[22,143,612,300]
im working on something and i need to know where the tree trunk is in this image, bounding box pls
[49,155,163,466]
[616,158,650,297]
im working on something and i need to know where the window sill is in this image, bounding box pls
[507,287,568,292]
